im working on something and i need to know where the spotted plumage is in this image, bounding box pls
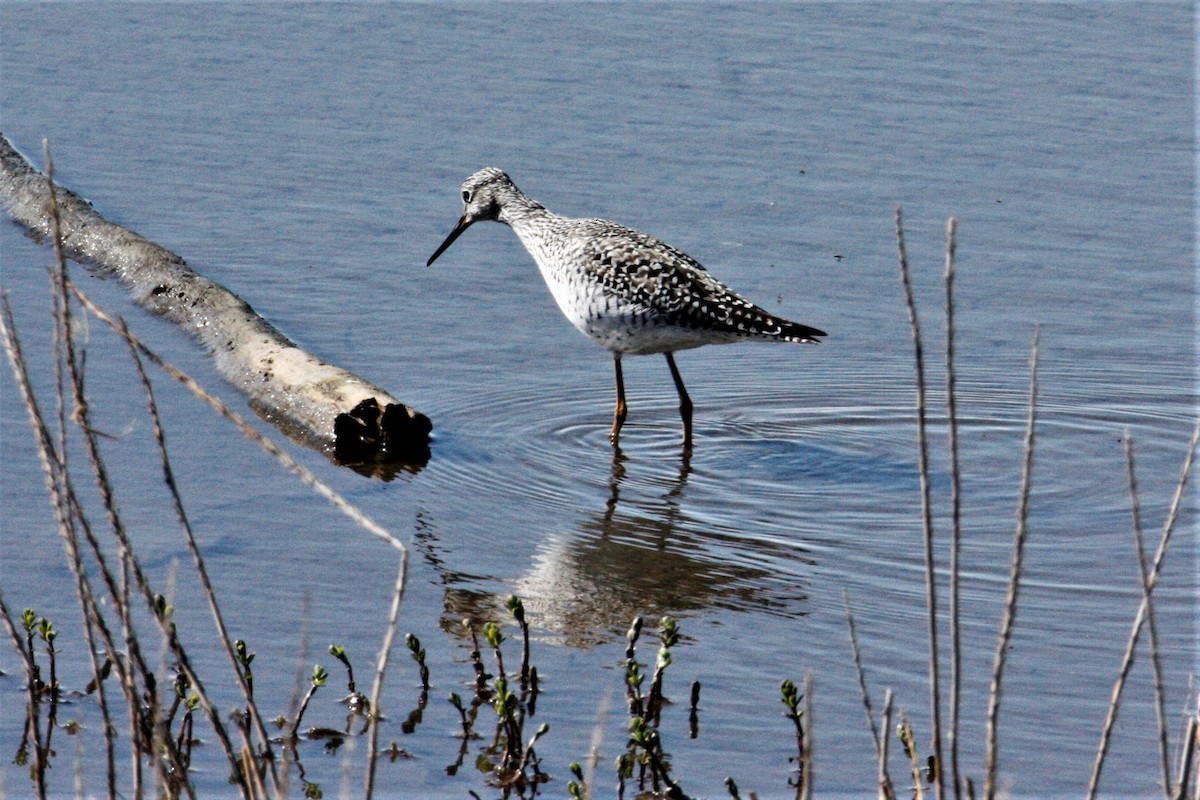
[427,167,826,447]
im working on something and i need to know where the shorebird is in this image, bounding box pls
[427,168,826,447]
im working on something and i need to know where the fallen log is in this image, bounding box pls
[0,132,431,473]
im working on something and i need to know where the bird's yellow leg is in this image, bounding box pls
[611,354,628,444]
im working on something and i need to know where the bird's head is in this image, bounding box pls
[427,167,521,266]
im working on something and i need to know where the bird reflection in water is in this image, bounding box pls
[427,447,812,648]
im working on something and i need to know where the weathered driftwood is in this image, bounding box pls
[0,132,431,470]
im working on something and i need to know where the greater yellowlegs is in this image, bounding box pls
[427,168,826,447]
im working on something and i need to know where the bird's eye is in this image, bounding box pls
[462,189,472,203]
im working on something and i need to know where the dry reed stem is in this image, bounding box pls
[43,144,153,797]
[881,689,895,800]
[44,148,176,798]
[843,592,897,800]
[898,713,926,800]
[1087,417,1200,799]
[1177,698,1198,800]
[241,745,270,800]
[894,206,945,800]
[41,146,249,797]
[63,371,231,795]
[844,592,883,753]
[339,737,358,800]
[1124,435,1172,798]
[365,555,410,800]
[983,327,1040,800]
[9,142,410,798]
[802,671,815,800]
[1,295,161,797]
[67,279,401,550]
[81,599,119,798]
[75,275,413,795]
[125,335,282,793]
[942,217,963,800]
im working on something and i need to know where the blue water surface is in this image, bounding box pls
[0,4,1193,798]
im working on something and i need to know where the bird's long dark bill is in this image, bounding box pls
[427,216,473,266]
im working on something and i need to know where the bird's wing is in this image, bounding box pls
[573,222,826,342]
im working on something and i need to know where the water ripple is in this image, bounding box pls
[411,352,1194,647]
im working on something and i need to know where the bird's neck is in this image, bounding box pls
[498,192,548,226]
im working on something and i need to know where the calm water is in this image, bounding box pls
[1,4,1194,798]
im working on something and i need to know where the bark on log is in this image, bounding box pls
[0,132,431,473]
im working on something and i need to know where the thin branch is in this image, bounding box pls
[843,591,897,800]
[125,333,281,791]
[69,272,412,798]
[881,689,895,800]
[1124,435,1172,798]
[943,216,963,800]
[983,327,1040,800]
[45,143,170,797]
[1175,695,1198,800]
[81,595,119,799]
[844,592,883,754]
[365,554,410,800]
[898,713,926,800]
[802,671,815,800]
[894,206,944,800]
[1,294,151,797]
[1088,417,1200,799]
[68,279,399,547]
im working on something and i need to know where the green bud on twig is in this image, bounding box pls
[310,664,328,687]
[483,621,504,650]
[505,595,525,624]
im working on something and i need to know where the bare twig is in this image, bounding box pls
[844,593,882,752]
[881,689,896,800]
[898,714,926,800]
[894,206,944,800]
[1124,435,1171,798]
[1176,695,1198,800]
[943,217,963,800]
[802,671,815,800]
[82,610,118,799]
[68,279,399,547]
[125,334,281,790]
[8,140,414,799]
[843,592,897,800]
[983,327,1040,800]
[1088,417,1200,799]
[45,144,181,798]
[1,295,160,798]
[41,144,246,798]
[365,554,410,800]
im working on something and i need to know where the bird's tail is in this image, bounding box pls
[775,318,826,343]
